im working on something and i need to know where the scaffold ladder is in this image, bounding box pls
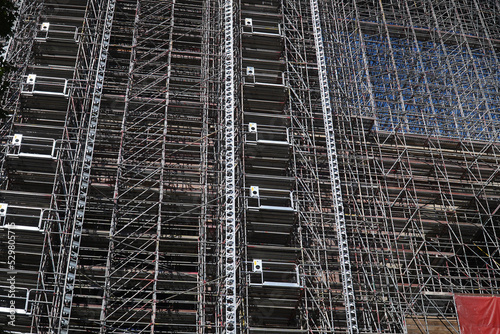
[309,0,359,332]
[224,0,237,332]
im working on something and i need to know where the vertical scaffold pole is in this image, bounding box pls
[309,0,359,332]
[224,0,237,331]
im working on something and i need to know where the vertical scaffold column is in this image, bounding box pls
[309,0,358,332]
[56,0,116,332]
[224,0,237,331]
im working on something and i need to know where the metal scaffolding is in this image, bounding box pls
[321,0,500,332]
[0,0,499,333]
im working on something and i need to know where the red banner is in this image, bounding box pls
[455,295,500,334]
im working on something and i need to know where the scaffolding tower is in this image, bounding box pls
[0,0,499,333]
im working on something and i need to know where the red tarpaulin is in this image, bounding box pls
[455,295,500,334]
